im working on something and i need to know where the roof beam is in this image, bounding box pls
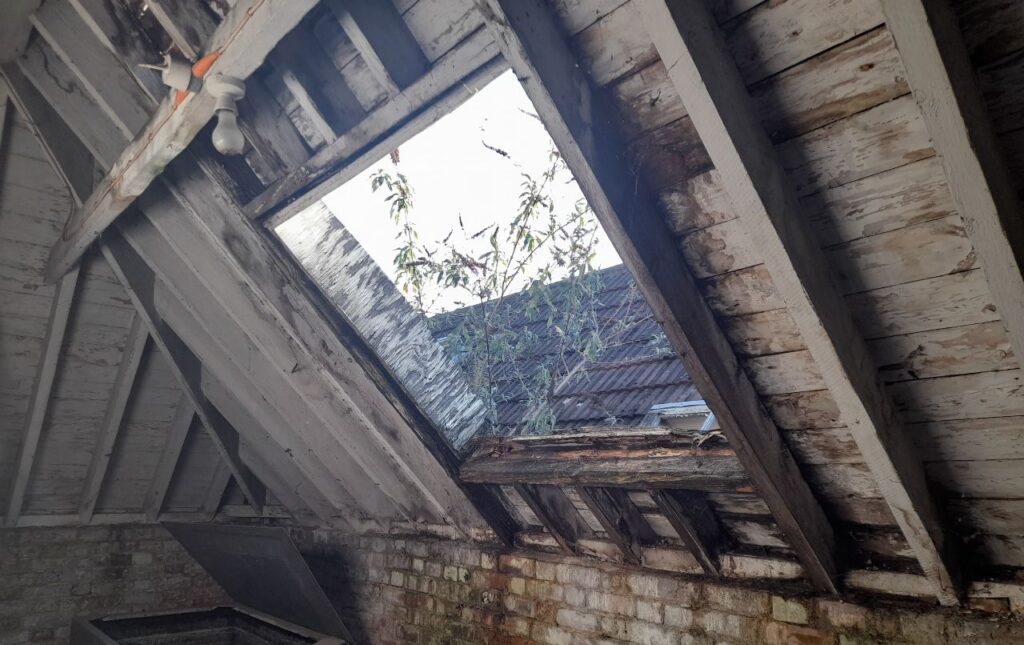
[100,234,266,515]
[4,268,78,527]
[323,0,428,96]
[650,489,727,576]
[577,487,658,565]
[78,314,149,522]
[1,65,90,528]
[44,0,318,282]
[515,484,593,556]
[881,0,1024,374]
[203,463,232,520]
[638,0,959,603]
[479,0,838,593]
[143,393,193,522]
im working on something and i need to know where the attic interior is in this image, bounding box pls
[3,0,1024,643]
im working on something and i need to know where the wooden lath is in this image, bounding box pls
[577,487,658,565]
[638,0,959,604]
[515,484,594,556]
[478,0,839,593]
[649,489,727,577]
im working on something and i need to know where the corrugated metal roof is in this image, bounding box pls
[429,265,700,436]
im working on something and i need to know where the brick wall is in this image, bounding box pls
[293,530,1024,645]
[0,524,227,644]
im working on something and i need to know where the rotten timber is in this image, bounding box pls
[44,0,319,282]
[459,429,749,490]
[479,0,839,593]
[650,489,727,576]
[578,487,658,564]
[515,484,594,556]
[639,0,959,604]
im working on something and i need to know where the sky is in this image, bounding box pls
[319,70,621,312]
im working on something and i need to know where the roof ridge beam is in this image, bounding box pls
[638,0,959,603]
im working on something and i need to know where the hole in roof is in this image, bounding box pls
[275,70,707,444]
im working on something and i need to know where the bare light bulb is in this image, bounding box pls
[212,108,245,155]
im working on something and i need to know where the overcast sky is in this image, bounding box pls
[319,70,621,312]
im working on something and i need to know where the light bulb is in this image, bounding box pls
[212,109,245,156]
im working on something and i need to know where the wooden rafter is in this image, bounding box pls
[143,393,193,522]
[881,0,1024,375]
[78,313,149,522]
[650,489,727,577]
[515,484,593,556]
[44,0,319,282]
[323,0,428,96]
[203,463,232,520]
[639,0,959,604]
[479,0,838,592]
[246,26,504,222]
[100,235,266,515]
[577,487,657,565]
[1,65,90,528]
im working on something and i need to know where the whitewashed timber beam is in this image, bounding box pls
[100,237,266,515]
[881,0,1024,373]
[44,0,318,282]
[143,393,194,522]
[479,0,839,592]
[638,0,959,604]
[78,313,150,522]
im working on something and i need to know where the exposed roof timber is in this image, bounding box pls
[147,0,212,61]
[650,489,727,577]
[78,314,150,522]
[881,0,1024,375]
[478,0,838,593]
[3,268,78,528]
[31,0,152,138]
[577,487,658,565]
[324,0,428,96]
[203,463,232,520]
[237,441,314,526]
[69,0,165,100]
[639,0,959,604]
[100,235,267,515]
[43,0,319,283]
[246,25,504,223]
[460,432,748,490]
[515,484,593,556]
[143,394,194,522]
[0,67,88,528]
[0,0,40,63]
[1,64,94,199]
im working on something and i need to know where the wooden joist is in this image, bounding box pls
[323,0,428,96]
[459,430,748,490]
[881,0,1024,376]
[78,314,149,522]
[650,489,727,576]
[577,487,658,565]
[638,0,959,604]
[143,394,194,522]
[44,0,319,282]
[515,484,593,556]
[100,235,266,515]
[479,0,839,593]
[246,26,503,222]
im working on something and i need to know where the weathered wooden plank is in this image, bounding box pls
[203,463,232,519]
[248,26,503,222]
[460,434,748,490]
[927,459,1024,499]
[78,313,148,522]
[577,486,658,564]
[142,393,193,522]
[31,0,152,137]
[650,488,728,576]
[515,484,594,555]
[883,0,1024,381]
[324,0,428,95]
[3,267,78,526]
[68,0,164,100]
[913,416,1024,462]
[641,0,957,601]
[481,0,838,592]
[891,369,1024,422]
[44,0,319,282]
[100,235,265,515]
[147,0,215,61]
